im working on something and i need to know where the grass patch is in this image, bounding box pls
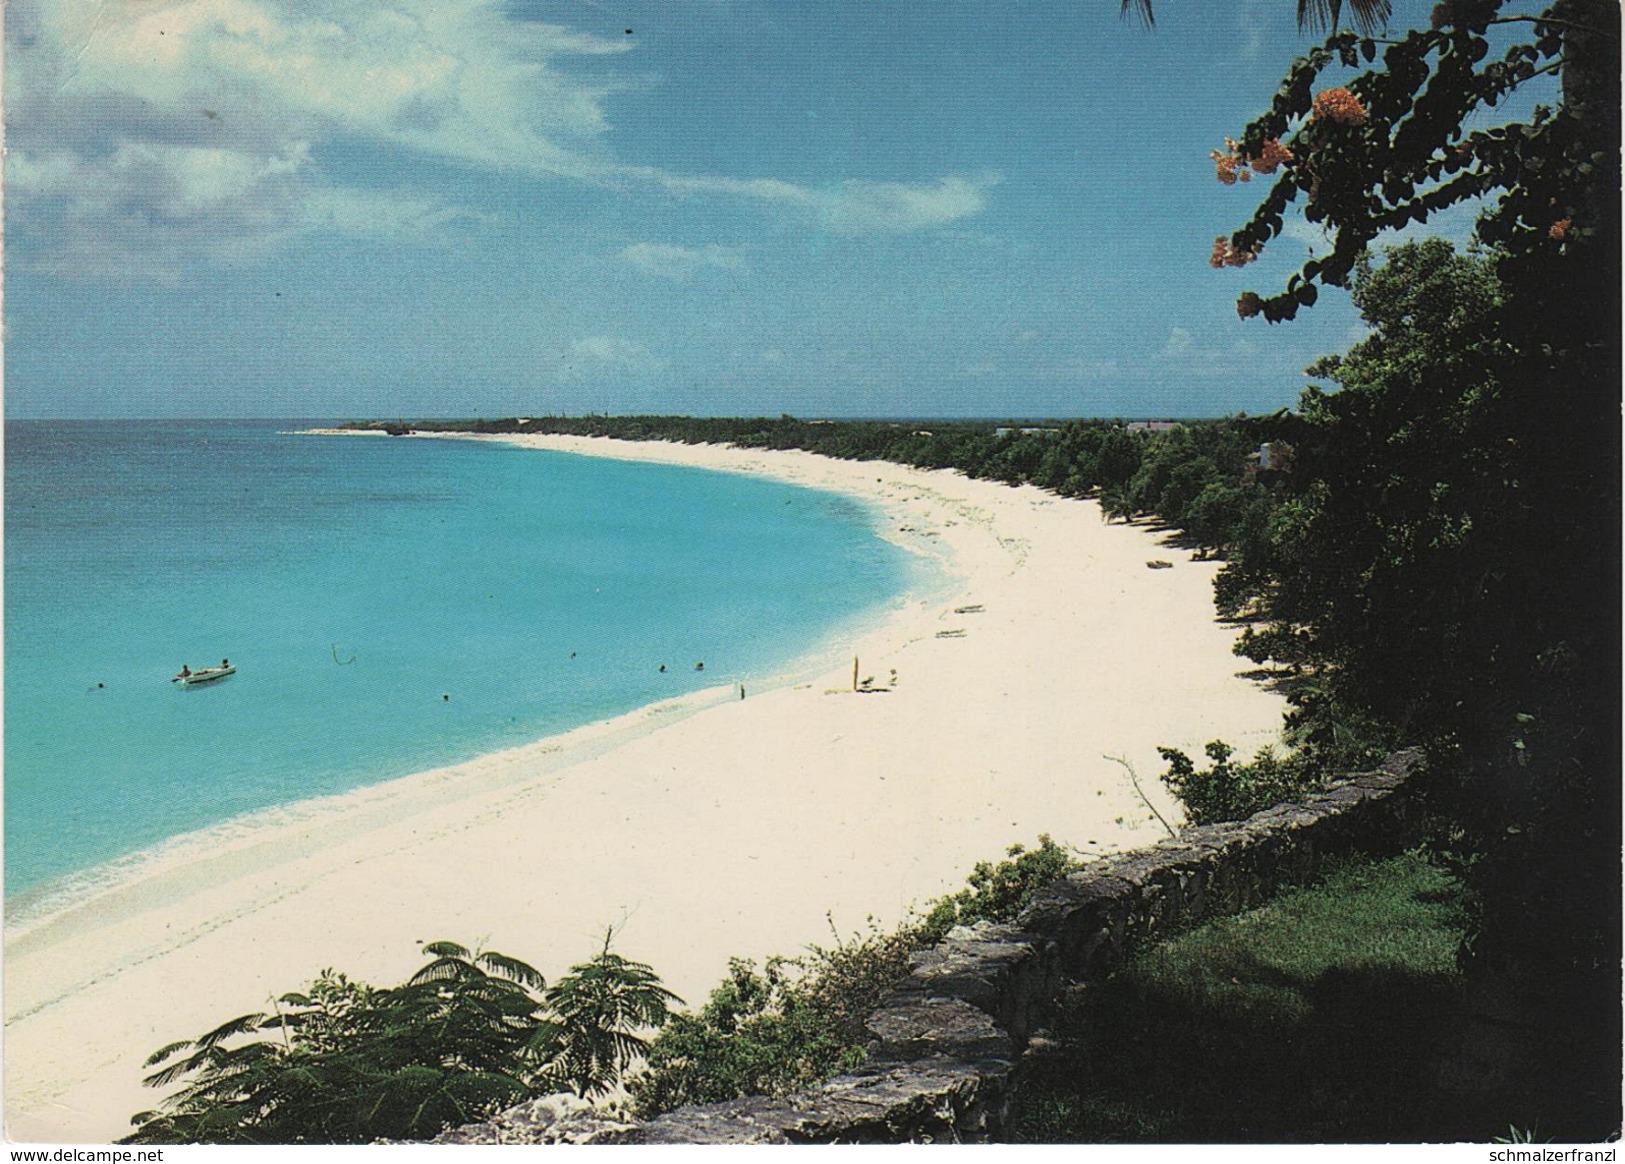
[1006,850,1484,1143]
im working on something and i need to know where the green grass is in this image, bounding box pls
[1006,850,1484,1143]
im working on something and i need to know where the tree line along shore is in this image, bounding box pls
[125,0,1622,1136]
[327,240,1609,1143]
[127,236,1618,1143]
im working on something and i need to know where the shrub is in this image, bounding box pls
[1157,741,1325,827]
[920,835,1083,941]
[632,923,916,1116]
[636,837,1083,1116]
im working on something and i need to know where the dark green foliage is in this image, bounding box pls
[124,939,678,1144]
[635,837,1082,1116]
[1213,235,1621,1010]
[1213,1,1620,1119]
[1012,849,1621,1141]
[919,835,1082,941]
[1215,2,1618,324]
[631,925,917,1115]
[539,944,682,1099]
[1156,742,1327,827]
[1222,241,1510,758]
[1005,852,1515,1142]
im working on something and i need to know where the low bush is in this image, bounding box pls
[634,837,1083,1115]
[919,835,1082,941]
[1157,741,1324,826]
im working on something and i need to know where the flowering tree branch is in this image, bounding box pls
[1210,1,1613,322]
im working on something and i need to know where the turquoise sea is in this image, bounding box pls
[4,421,916,911]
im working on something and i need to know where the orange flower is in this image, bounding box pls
[1312,87,1368,127]
[1211,237,1261,269]
[1250,138,1294,174]
[1214,135,1294,185]
[1549,217,1573,241]
[1211,147,1249,185]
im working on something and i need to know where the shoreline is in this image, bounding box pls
[5,433,1286,1143]
[6,438,948,936]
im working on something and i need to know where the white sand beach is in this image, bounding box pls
[4,434,1285,1143]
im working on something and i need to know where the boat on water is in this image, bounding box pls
[173,663,236,686]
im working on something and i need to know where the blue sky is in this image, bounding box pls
[7,0,1449,420]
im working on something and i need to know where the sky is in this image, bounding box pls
[6,0,1464,420]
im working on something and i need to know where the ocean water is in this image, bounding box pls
[4,421,916,910]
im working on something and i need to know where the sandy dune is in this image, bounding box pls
[4,434,1284,1143]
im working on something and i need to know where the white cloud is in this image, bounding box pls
[813,175,996,234]
[622,168,994,234]
[1158,325,1285,380]
[1036,356,1120,380]
[6,137,470,282]
[618,242,747,280]
[1160,327,1200,359]
[10,0,991,280]
[555,336,669,379]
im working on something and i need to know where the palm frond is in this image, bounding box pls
[195,1012,267,1049]
[524,1019,568,1056]
[1120,0,1154,27]
[1126,0,1390,36]
[407,957,476,986]
[143,1039,195,1068]
[419,940,472,960]
[143,1056,207,1090]
[1296,0,1392,34]
[607,1030,651,1061]
[476,950,546,991]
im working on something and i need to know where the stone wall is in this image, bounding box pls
[436,750,1423,1145]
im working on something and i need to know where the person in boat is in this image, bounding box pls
[221,658,230,667]
[179,664,191,678]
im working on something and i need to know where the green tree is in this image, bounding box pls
[1202,0,1619,1126]
[536,939,682,1099]
[124,939,677,1144]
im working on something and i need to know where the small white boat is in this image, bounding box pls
[173,664,236,686]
